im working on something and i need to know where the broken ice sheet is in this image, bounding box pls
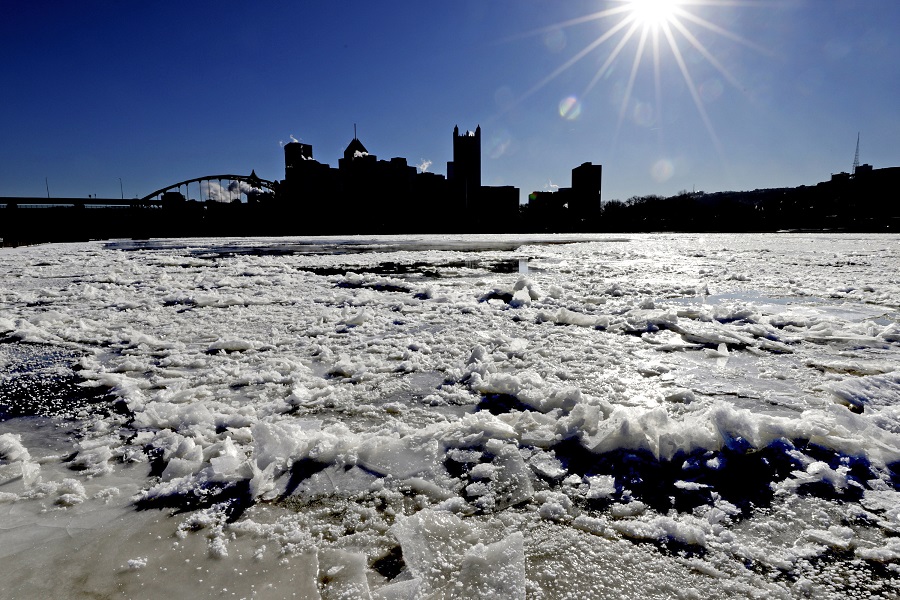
[1,233,900,598]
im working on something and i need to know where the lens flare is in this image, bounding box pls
[632,101,655,127]
[699,78,724,103]
[488,129,513,159]
[651,158,674,182]
[559,96,583,120]
[543,28,567,53]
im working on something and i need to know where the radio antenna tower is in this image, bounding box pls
[852,132,860,175]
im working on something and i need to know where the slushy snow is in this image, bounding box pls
[1,233,899,599]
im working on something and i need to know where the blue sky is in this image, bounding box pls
[2,0,899,203]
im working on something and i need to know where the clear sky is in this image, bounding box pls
[2,0,899,203]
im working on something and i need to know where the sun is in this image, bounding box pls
[627,0,681,27]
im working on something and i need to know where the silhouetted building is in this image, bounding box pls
[341,137,369,163]
[831,172,851,184]
[284,142,314,181]
[527,190,565,213]
[444,124,521,231]
[571,162,602,220]
[527,161,603,231]
[855,164,874,177]
[846,164,900,221]
[448,125,481,212]
[479,186,519,224]
[280,143,335,211]
[272,125,520,232]
[336,136,380,228]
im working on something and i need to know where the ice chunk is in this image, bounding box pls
[778,460,851,494]
[551,308,602,328]
[441,412,519,448]
[512,277,542,300]
[372,578,421,600]
[861,489,900,527]
[855,538,900,562]
[458,532,526,599]
[499,337,528,358]
[536,491,573,522]
[618,308,679,334]
[318,548,372,600]
[68,443,114,477]
[467,344,489,365]
[504,410,560,448]
[572,514,616,538]
[207,339,257,352]
[294,465,378,499]
[208,437,246,482]
[55,478,88,507]
[0,433,31,462]
[664,389,696,403]
[392,509,479,592]
[252,420,323,472]
[469,462,499,480]
[879,322,900,342]
[610,514,707,547]
[340,308,370,326]
[704,342,730,358]
[402,477,456,502]
[485,446,534,511]
[827,371,900,410]
[586,475,617,500]
[509,288,532,307]
[161,438,203,481]
[357,436,440,479]
[392,510,524,598]
[248,460,276,499]
[610,500,647,518]
[528,451,566,481]
[803,526,855,550]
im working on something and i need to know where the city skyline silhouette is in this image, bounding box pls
[3,118,898,245]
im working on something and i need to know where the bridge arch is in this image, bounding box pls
[141,172,276,203]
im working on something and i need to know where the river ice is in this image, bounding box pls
[1,233,899,599]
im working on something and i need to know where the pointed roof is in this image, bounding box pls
[343,137,368,161]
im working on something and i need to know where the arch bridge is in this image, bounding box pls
[141,172,277,203]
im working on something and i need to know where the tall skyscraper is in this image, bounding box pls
[571,162,602,219]
[284,141,313,181]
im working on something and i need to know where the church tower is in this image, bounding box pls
[447,125,481,209]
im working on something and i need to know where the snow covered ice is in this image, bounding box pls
[1,233,899,599]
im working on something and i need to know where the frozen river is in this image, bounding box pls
[1,233,899,599]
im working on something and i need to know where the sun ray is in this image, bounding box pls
[660,21,723,155]
[668,15,744,91]
[519,15,636,103]
[499,5,632,43]
[614,25,652,143]
[652,27,664,147]
[501,0,768,166]
[581,17,643,97]
[679,0,783,7]
[674,7,774,56]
